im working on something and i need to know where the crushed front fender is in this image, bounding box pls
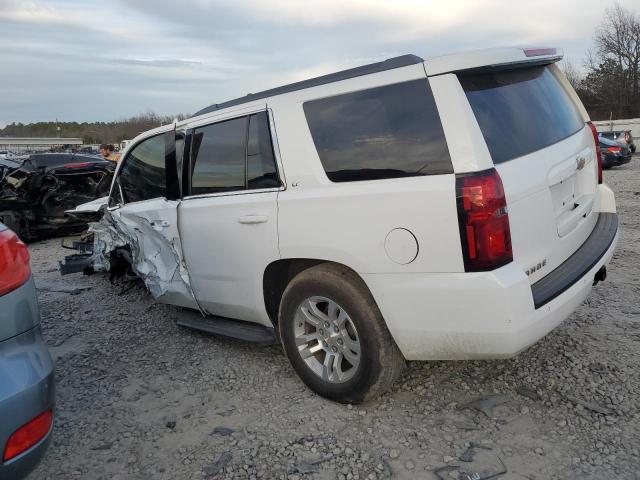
[61,205,198,309]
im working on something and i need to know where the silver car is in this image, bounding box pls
[0,223,54,480]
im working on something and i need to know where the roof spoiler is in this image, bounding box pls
[425,46,563,76]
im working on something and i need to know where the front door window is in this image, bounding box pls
[109,132,169,207]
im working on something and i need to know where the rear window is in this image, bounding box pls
[459,66,584,164]
[191,117,246,195]
[303,79,452,182]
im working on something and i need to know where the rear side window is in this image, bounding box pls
[117,133,167,204]
[459,66,584,164]
[189,112,280,195]
[191,117,246,195]
[304,79,452,182]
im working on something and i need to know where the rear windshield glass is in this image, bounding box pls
[459,66,584,164]
[304,79,452,182]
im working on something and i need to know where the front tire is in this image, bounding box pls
[278,263,405,403]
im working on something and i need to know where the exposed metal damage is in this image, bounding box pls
[0,153,115,240]
[62,204,194,303]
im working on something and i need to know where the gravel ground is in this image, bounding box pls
[29,156,640,480]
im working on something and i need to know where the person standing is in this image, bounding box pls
[109,144,121,162]
[99,144,119,162]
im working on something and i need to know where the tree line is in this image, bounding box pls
[564,3,640,120]
[0,112,189,145]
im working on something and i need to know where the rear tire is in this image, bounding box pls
[0,211,29,240]
[278,263,405,403]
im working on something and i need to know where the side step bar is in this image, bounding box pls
[176,310,277,346]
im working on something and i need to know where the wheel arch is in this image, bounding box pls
[262,258,374,327]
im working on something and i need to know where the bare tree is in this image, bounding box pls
[561,59,583,91]
[595,2,640,115]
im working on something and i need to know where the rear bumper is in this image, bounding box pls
[531,213,617,308]
[0,326,55,480]
[363,212,619,361]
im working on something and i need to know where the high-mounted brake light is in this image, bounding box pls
[63,162,92,169]
[3,409,53,462]
[0,228,31,296]
[587,122,603,184]
[523,47,557,57]
[456,169,512,272]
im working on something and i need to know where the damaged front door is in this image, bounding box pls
[105,128,199,309]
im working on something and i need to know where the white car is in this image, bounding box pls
[68,46,618,403]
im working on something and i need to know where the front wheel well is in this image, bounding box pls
[263,259,369,326]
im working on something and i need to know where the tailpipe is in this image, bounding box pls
[593,266,607,286]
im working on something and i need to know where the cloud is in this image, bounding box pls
[1,0,638,126]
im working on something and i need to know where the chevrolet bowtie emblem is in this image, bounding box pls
[576,156,586,170]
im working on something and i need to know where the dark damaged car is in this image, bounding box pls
[599,136,632,169]
[0,154,115,240]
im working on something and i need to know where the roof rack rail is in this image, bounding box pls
[194,54,424,117]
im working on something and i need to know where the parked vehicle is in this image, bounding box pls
[599,137,632,169]
[77,146,99,155]
[599,130,635,153]
[0,223,55,479]
[64,47,618,403]
[0,153,115,240]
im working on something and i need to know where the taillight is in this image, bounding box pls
[587,122,603,184]
[606,146,622,153]
[456,168,513,272]
[3,409,53,462]
[0,228,31,296]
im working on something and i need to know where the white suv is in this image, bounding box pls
[69,47,618,403]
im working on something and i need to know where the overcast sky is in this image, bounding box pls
[0,0,637,127]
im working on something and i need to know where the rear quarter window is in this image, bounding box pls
[303,79,452,182]
[459,66,584,164]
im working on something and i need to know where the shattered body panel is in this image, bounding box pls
[0,153,115,240]
[63,199,199,310]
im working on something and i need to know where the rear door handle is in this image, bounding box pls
[238,215,268,224]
